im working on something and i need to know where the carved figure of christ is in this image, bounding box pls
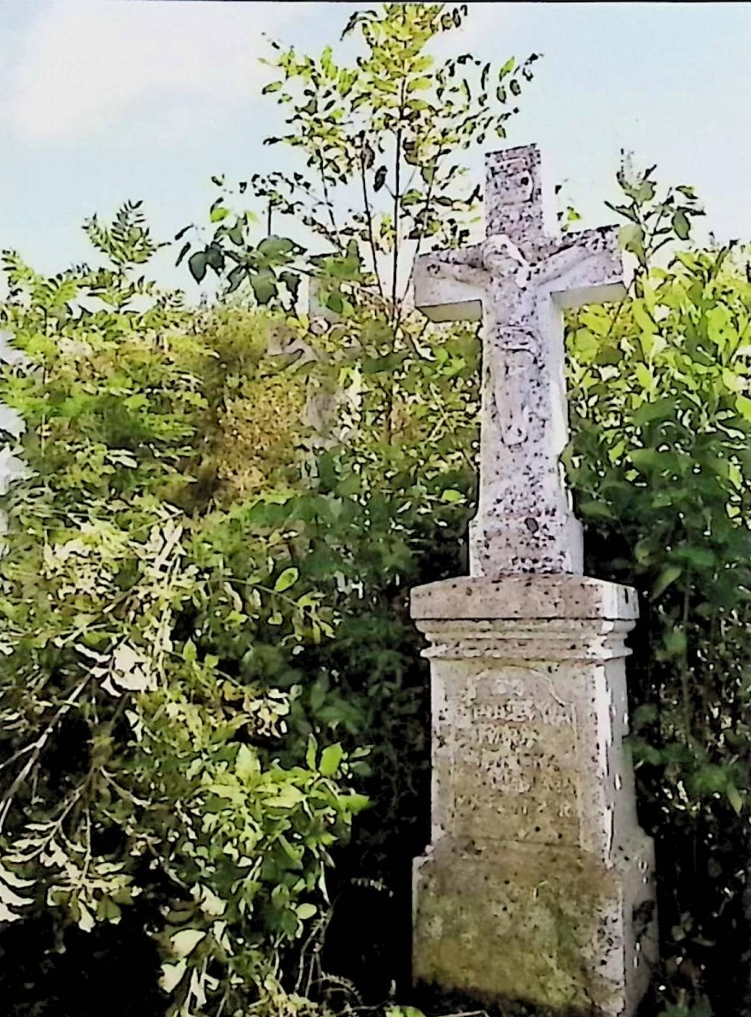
[412,144,626,577]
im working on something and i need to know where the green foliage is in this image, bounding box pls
[0,6,502,1009]
[605,157,703,273]
[177,1,538,323]
[171,12,516,969]
[0,208,369,1017]
[566,163,751,1012]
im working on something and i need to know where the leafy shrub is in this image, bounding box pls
[0,4,513,1010]
[171,6,530,1000]
[566,172,751,1014]
[0,209,368,1017]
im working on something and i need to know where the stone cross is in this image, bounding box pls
[412,144,626,577]
[409,147,656,1017]
[266,282,358,450]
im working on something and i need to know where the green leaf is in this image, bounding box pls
[257,235,296,262]
[205,245,224,273]
[374,166,387,192]
[635,180,656,203]
[274,567,299,593]
[160,960,187,993]
[578,500,615,521]
[663,627,687,657]
[210,205,229,224]
[727,784,743,815]
[440,489,464,503]
[236,744,260,781]
[618,223,645,256]
[632,704,658,729]
[676,545,716,568]
[672,208,691,240]
[171,928,205,958]
[629,448,663,472]
[280,270,301,302]
[652,564,682,599]
[296,902,317,920]
[250,270,277,305]
[227,223,245,246]
[227,265,246,294]
[344,793,370,814]
[320,743,343,776]
[188,250,208,283]
[736,394,751,422]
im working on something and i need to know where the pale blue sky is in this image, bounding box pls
[0,2,749,297]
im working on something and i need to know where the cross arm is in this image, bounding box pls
[411,244,487,323]
[540,226,627,310]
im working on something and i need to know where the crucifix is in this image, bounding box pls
[409,146,656,1016]
[412,144,626,577]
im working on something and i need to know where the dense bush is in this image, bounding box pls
[0,213,370,1016]
[0,9,492,1013]
[567,182,751,1014]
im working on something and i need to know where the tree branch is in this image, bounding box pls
[359,144,386,303]
[0,676,91,834]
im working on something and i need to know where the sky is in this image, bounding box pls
[0,1,750,298]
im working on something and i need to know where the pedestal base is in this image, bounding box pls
[410,575,657,1017]
[414,835,655,1016]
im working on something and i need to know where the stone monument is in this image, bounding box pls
[267,307,357,450]
[410,145,657,1016]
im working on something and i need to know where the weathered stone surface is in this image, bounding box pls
[412,145,626,578]
[411,574,638,622]
[414,838,654,1015]
[411,575,657,1016]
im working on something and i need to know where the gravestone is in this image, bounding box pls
[410,145,657,1016]
[267,280,359,448]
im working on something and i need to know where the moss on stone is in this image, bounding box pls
[414,843,621,1016]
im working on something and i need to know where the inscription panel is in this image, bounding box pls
[453,667,580,845]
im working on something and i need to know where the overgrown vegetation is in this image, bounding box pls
[1,5,751,1017]
[0,209,375,1016]
[0,6,496,1015]
[567,177,751,1016]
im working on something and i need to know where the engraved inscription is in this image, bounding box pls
[453,669,580,844]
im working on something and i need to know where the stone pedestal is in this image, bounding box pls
[411,575,657,1017]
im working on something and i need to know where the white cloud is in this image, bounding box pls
[3,1,307,143]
